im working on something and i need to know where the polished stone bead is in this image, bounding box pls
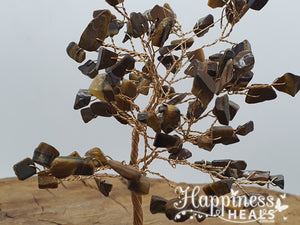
[187,48,205,62]
[203,179,233,196]
[150,195,168,214]
[148,5,175,24]
[33,142,60,168]
[232,40,251,55]
[158,104,181,134]
[213,94,230,125]
[197,135,215,151]
[211,126,234,144]
[89,74,115,102]
[228,100,240,121]
[78,60,98,79]
[80,107,97,123]
[269,175,284,190]
[95,179,112,197]
[191,70,216,107]
[242,170,270,181]
[167,93,187,105]
[236,121,254,136]
[136,77,151,95]
[226,0,249,24]
[90,101,116,117]
[169,148,192,160]
[158,55,179,74]
[247,0,268,11]
[233,50,255,72]
[137,112,161,133]
[85,147,107,167]
[128,176,150,195]
[217,49,235,78]
[66,42,86,63]
[13,158,36,181]
[74,89,92,110]
[216,59,234,94]
[79,10,111,51]
[153,133,181,148]
[212,159,247,170]
[121,79,137,98]
[107,160,141,181]
[96,47,118,70]
[245,84,277,104]
[222,133,240,145]
[152,17,175,47]
[272,73,300,97]
[38,171,58,189]
[194,14,214,37]
[231,70,254,89]
[74,158,95,176]
[68,151,81,158]
[106,54,135,79]
[129,12,148,38]
[186,100,206,120]
[208,0,229,8]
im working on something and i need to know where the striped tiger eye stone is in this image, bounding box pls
[66,42,86,63]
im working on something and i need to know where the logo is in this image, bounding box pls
[173,186,289,223]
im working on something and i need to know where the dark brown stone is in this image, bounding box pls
[160,85,175,98]
[96,47,118,70]
[158,104,181,134]
[115,95,132,111]
[187,48,205,62]
[245,84,277,104]
[233,50,255,72]
[194,14,214,37]
[269,175,284,189]
[121,79,137,98]
[203,179,233,196]
[232,40,251,55]
[90,101,116,117]
[247,0,268,11]
[150,195,168,214]
[184,59,206,76]
[216,59,234,94]
[229,100,240,121]
[107,20,124,37]
[107,160,141,181]
[78,60,98,79]
[33,142,60,168]
[68,151,81,158]
[74,89,92,110]
[186,100,206,120]
[213,94,230,125]
[209,53,223,61]
[211,126,234,144]
[272,73,300,97]
[38,171,58,189]
[84,147,107,167]
[114,113,129,125]
[153,133,180,148]
[165,198,192,222]
[207,61,218,77]
[13,158,36,181]
[167,93,187,105]
[221,133,240,145]
[148,5,175,24]
[158,55,179,74]
[226,0,249,24]
[242,170,270,181]
[236,121,254,136]
[137,112,161,133]
[212,159,247,170]
[66,42,86,63]
[152,17,174,47]
[208,0,229,8]
[95,179,112,197]
[197,135,215,151]
[106,54,135,79]
[217,49,235,78]
[136,77,151,95]
[169,148,192,160]
[128,176,150,195]
[80,107,97,123]
[79,10,111,51]
[105,0,124,6]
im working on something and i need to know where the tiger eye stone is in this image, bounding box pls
[242,170,270,181]
[152,17,174,47]
[105,0,124,6]
[153,133,181,148]
[216,59,234,94]
[231,71,253,89]
[186,100,206,120]
[213,94,230,125]
[247,0,269,11]
[245,84,277,104]
[226,0,249,24]
[13,158,36,181]
[158,55,179,74]
[33,142,60,168]
[169,148,192,160]
[38,171,58,189]
[85,147,107,167]
[90,101,116,117]
[138,112,161,133]
[79,10,111,51]
[115,95,132,111]
[272,73,300,97]
[233,50,255,72]
[89,74,115,102]
[148,5,175,24]
[228,100,240,121]
[221,133,240,145]
[193,14,214,37]
[121,79,137,98]
[129,12,148,39]
[203,179,233,196]
[212,159,247,170]
[74,89,92,110]
[107,160,141,181]
[150,195,168,214]
[95,179,112,197]
[159,104,181,134]
[107,20,124,37]
[192,70,216,107]
[78,60,98,79]
[171,38,194,50]
[217,49,235,78]
[96,47,118,70]
[211,126,234,144]
[269,175,284,190]
[184,59,205,76]
[68,151,81,158]
[208,0,229,8]
[136,77,151,95]
[128,176,150,195]
[106,54,135,79]
[80,107,97,123]
[160,85,175,98]
[197,135,215,151]
[232,40,251,55]
[167,93,187,105]
[66,42,86,63]
[209,53,223,62]
[236,121,254,136]
[187,48,205,62]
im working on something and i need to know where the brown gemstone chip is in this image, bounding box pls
[105,0,124,7]
[197,135,215,151]
[212,159,247,170]
[186,100,206,120]
[89,74,115,102]
[66,42,86,63]
[232,40,252,55]
[245,84,277,104]
[68,151,81,158]
[217,49,235,78]
[96,47,118,70]
[80,107,97,123]
[125,12,148,41]
[136,77,151,95]
[272,73,300,97]
[213,94,230,125]
[150,195,168,214]
[242,170,270,181]
[33,142,60,168]
[95,179,112,197]
[229,100,240,121]
[211,126,234,144]
[147,5,175,24]
[167,93,187,105]
[153,133,180,148]
[13,158,36,181]
[90,101,116,117]
[236,121,254,136]
[233,50,255,72]
[78,60,98,79]
[152,17,175,47]
[247,0,269,11]
[158,104,181,134]
[106,54,135,79]
[203,179,233,196]
[269,175,284,190]
[79,10,111,51]
[222,133,240,145]
[158,55,179,74]
[187,48,205,62]
[74,89,92,110]
[226,0,249,24]
[121,79,137,98]
[107,20,124,37]
[194,14,214,37]
[160,85,175,98]
[169,148,192,160]
[128,176,150,195]
[192,70,216,107]
[85,147,107,167]
[38,171,58,189]
[208,0,229,8]
[107,160,141,181]
[216,59,234,94]
[138,112,161,133]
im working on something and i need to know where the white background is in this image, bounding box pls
[1,0,299,195]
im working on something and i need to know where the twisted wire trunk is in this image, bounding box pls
[130,128,143,225]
